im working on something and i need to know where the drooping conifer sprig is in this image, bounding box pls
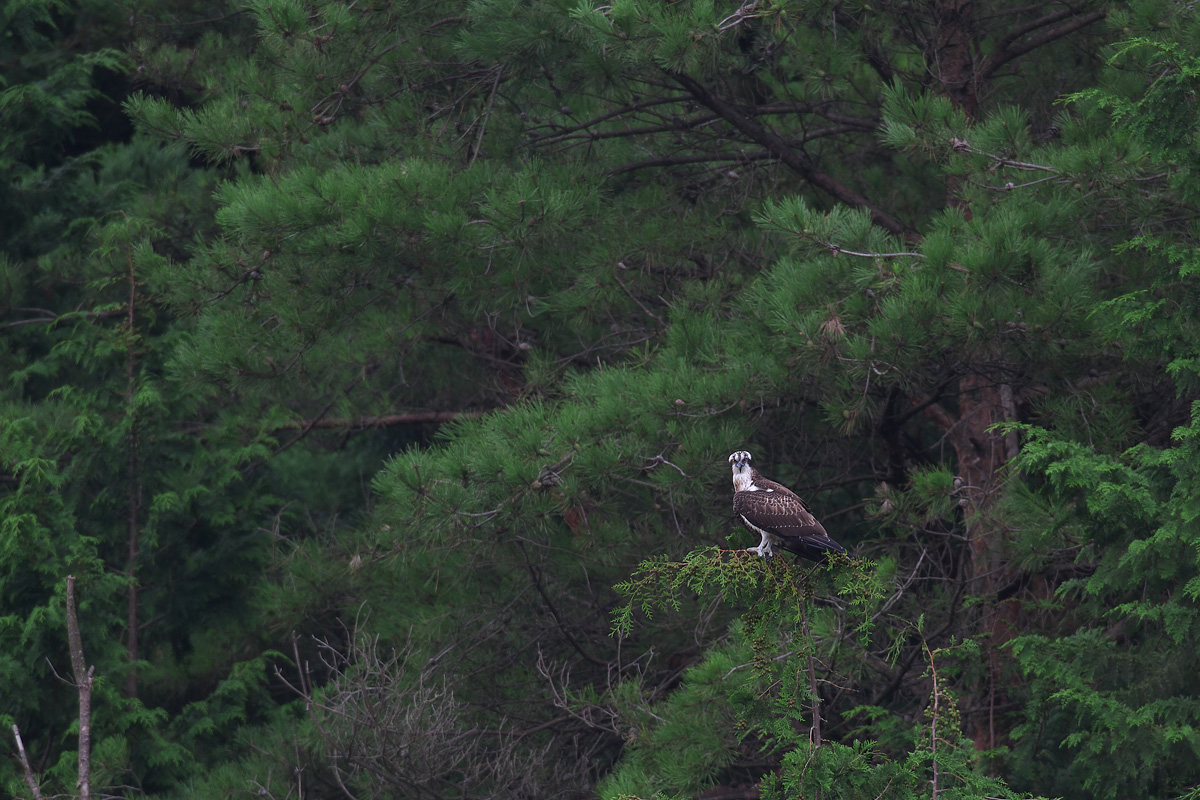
[612,548,879,638]
[614,548,797,636]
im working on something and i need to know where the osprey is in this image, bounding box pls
[729,450,845,561]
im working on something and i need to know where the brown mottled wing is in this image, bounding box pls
[733,477,845,561]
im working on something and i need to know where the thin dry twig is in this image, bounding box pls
[279,623,598,799]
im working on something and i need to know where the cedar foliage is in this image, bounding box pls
[4,0,1200,798]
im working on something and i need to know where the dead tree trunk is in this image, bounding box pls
[66,575,94,800]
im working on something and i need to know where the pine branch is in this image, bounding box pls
[896,377,958,428]
[531,101,875,150]
[831,7,898,83]
[518,541,608,668]
[277,410,486,431]
[147,8,248,27]
[608,149,774,175]
[530,113,725,146]
[0,308,126,330]
[754,105,879,131]
[469,67,502,164]
[979,8,1108,81]
[671,72,911,236]
[607,126,865,176]
[525,95,698,145]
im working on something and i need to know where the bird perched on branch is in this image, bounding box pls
[728,450,845,562]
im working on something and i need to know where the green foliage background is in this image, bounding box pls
[4,0,1200,798]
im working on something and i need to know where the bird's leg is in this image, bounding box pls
[748,530,774,559]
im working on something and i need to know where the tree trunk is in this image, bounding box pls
[929,373,1020,751]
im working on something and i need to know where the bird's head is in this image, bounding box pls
[728,451,754,488]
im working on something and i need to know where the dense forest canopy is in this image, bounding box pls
[4,0,1200,798]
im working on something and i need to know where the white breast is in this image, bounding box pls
[732,471,771,492]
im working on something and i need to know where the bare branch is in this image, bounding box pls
[979,8,1108,81]
[919,398,959,434]
[525,95,698,145]
[717,0,764,31]
[0,308,126,330]
[277,410,487,431]
[608,149,775,176]
[11,725,44,800]
[606,125,865,176]
[517,541,608,668]
[470,68,503,165]
[671,71,911,236]
[286,625,599,798]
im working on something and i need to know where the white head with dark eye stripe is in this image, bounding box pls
[728,451,758,492]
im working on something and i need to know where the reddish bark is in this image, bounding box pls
[933,0,980,119]
[922,373,1021,751]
